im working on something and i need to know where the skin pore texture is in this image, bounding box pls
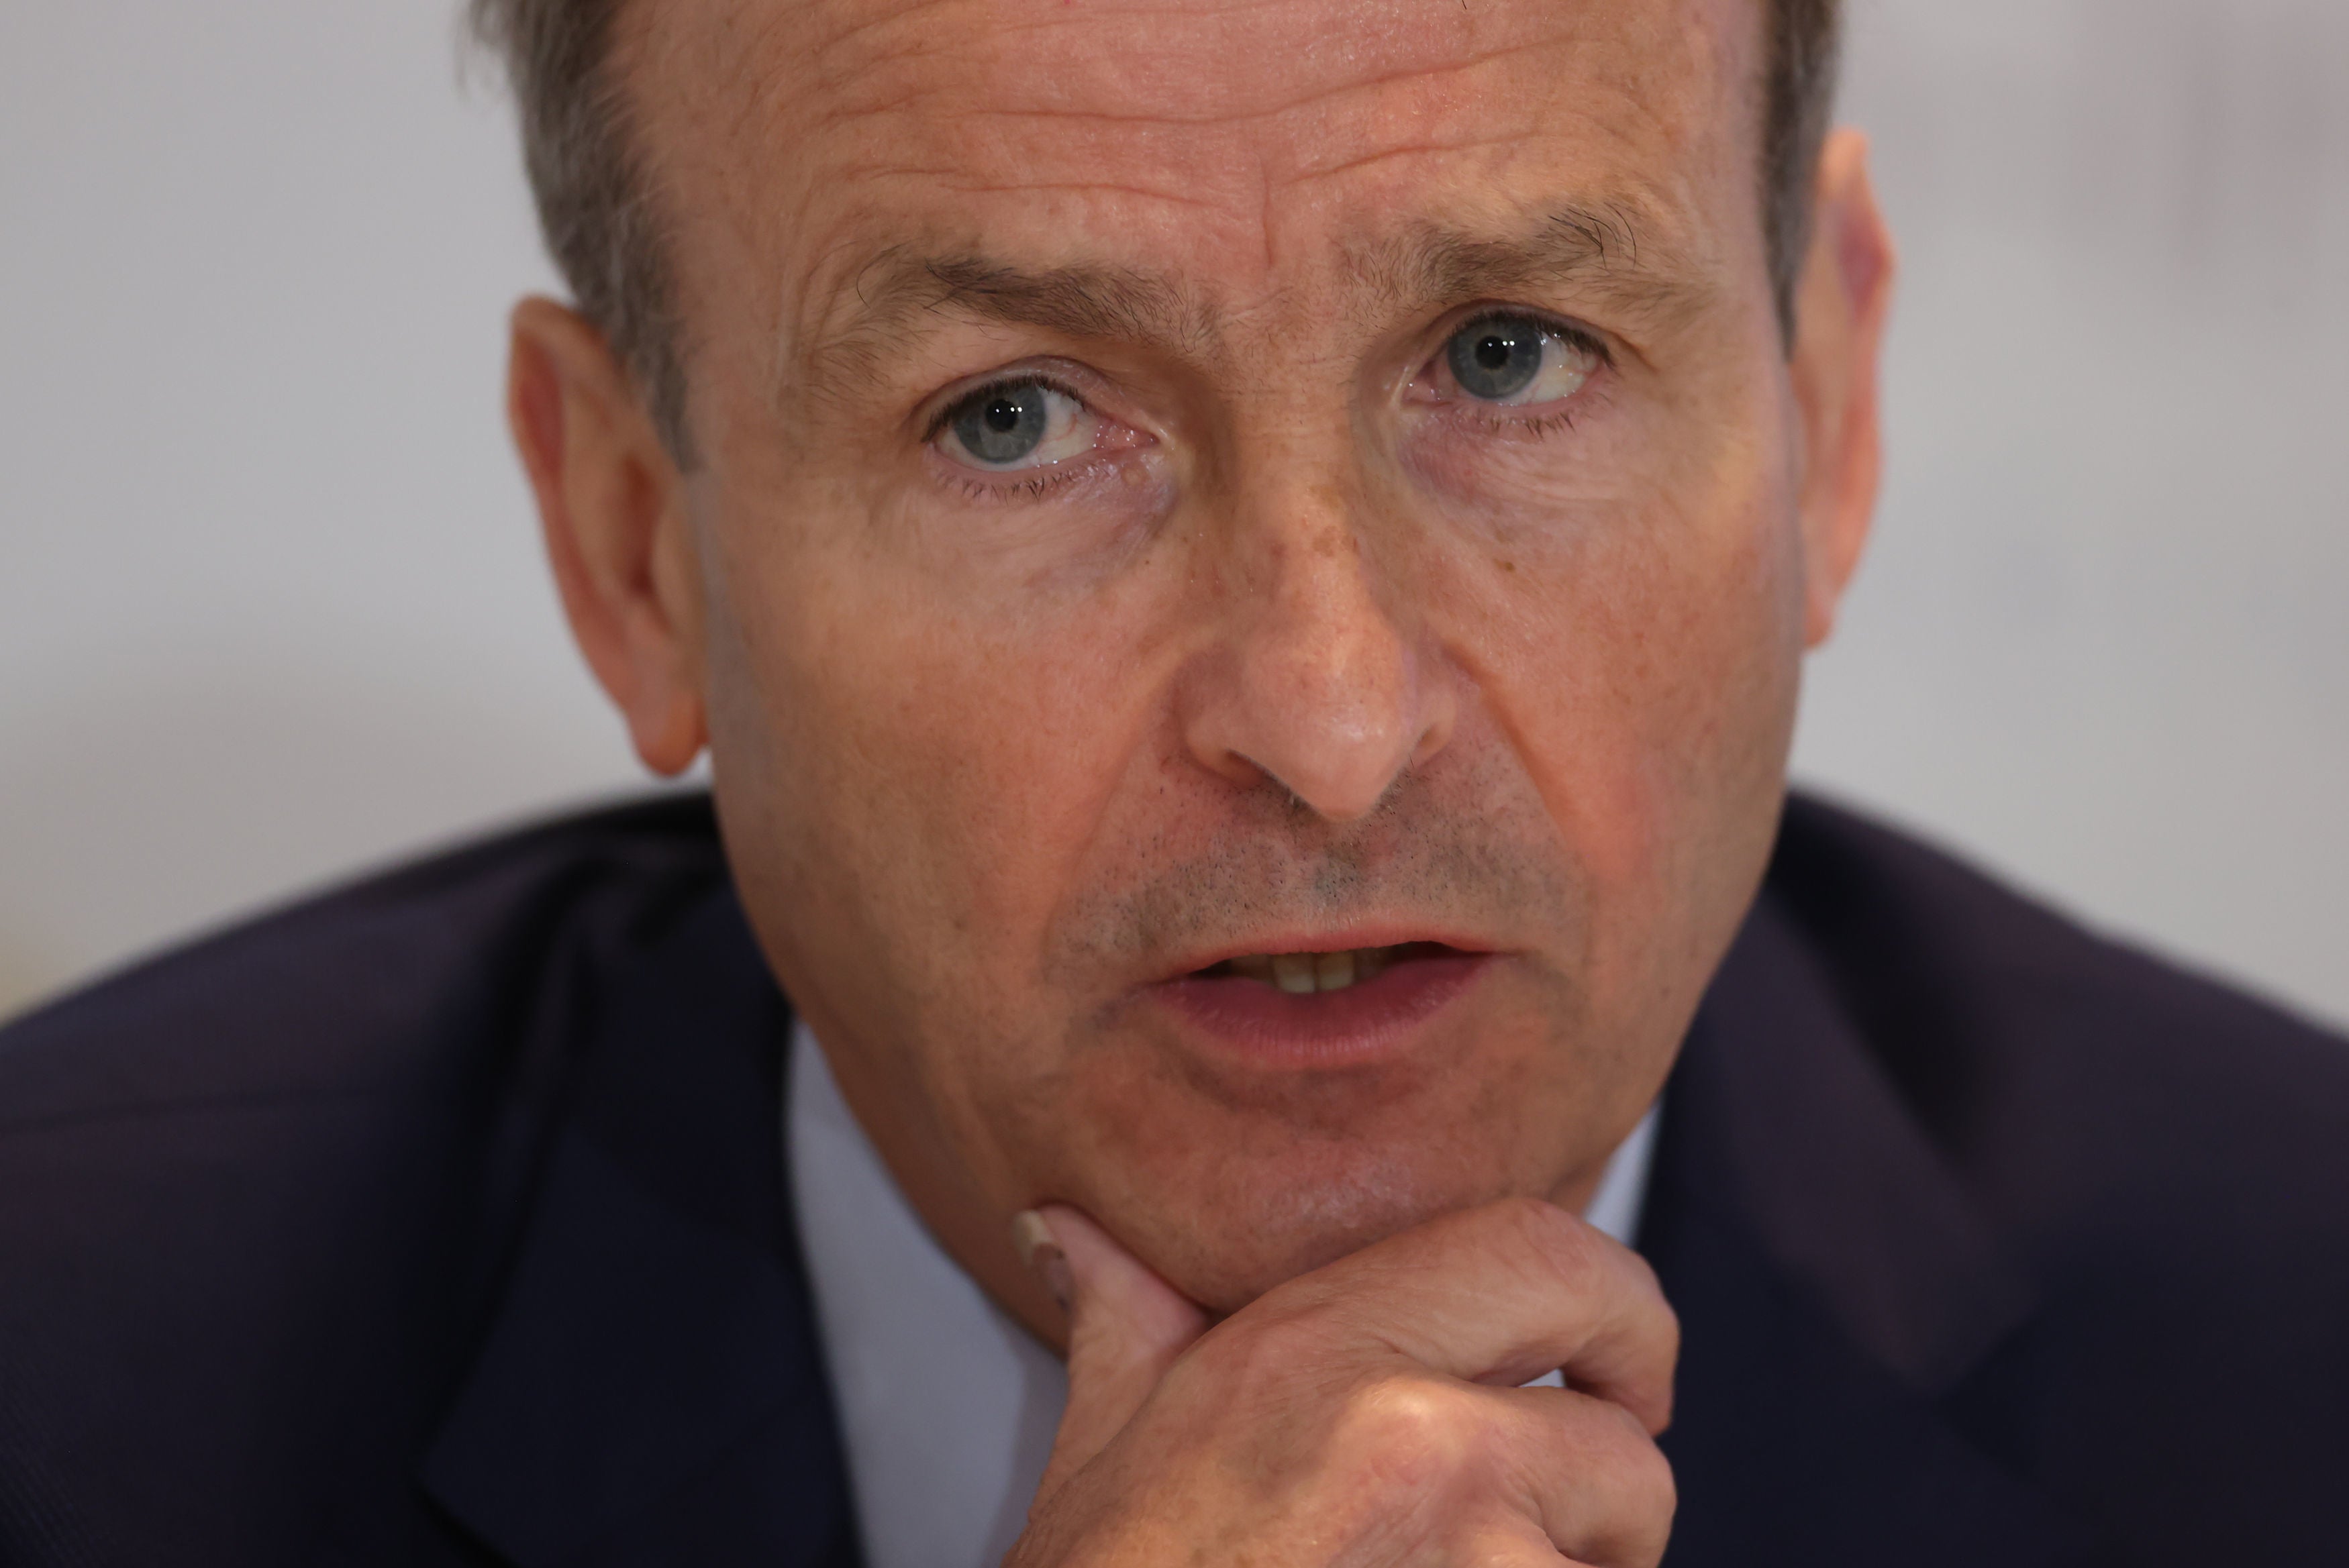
[507,0,1892,1360]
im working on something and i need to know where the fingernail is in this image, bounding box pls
[1011,1209,1074,1313]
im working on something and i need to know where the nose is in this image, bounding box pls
[1180,480,1458,823]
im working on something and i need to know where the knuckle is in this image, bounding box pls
[1625,1449,1679,1565]
[1332,1375,1482,1486]
[1588,1420,1677,1567]
[1625,1249,1679,1347]
[1618,1243,1666,1304]
[1652,1290,1683,1362]
[1622,1428,1677,1519]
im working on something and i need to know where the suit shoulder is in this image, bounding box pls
[1767,798,2349,1552]
[0,791,731,1132]
[0,793,741,1562]
[1770,792,2349,1226]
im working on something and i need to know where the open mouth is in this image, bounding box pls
[1195,942,1463,996]
[1158,940,1491,1065]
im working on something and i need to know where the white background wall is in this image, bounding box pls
[1,0,2342,1029]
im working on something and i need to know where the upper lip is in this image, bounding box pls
[1154,926,1500,983]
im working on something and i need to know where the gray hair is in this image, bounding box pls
[469,0,1842,465]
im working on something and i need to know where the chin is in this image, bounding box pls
[1107,1139,1534,1314]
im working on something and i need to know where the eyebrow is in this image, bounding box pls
[1364,204,1691,314]
[801,248,1207,393]
[801,200,1710,387]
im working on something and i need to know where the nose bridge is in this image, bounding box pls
[1183,440,1456,822]
[1249,472,1402,703]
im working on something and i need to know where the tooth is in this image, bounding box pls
[1315,950,1356,992]
[1272,953,1317,994]
[1230,954,1275,982]
[1355,946,1389,981]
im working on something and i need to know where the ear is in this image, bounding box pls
[506,297,708,775]
[1787,127,1897,649]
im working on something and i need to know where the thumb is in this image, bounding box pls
[1013,1204,1209,1507]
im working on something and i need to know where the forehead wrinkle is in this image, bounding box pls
[856,33,1579,138]
[807,0,1573,119]
[946,180,1225,218]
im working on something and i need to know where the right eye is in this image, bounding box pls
[936,379,1097,470]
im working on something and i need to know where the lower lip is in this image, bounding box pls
[1150,952,1493,1069]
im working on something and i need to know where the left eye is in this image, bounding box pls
[938,380,1095,470]
[1441,315,1598,406]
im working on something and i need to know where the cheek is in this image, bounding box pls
[1442,412,1805,972]
[707,499,1173,1030]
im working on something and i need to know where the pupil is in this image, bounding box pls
[984,400,1021,433]
[1446,317,1546,402]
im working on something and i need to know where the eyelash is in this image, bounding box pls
[1464,405,1583,439]
[949,466,1098,504]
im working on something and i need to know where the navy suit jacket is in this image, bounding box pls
[1,793,2344,1566]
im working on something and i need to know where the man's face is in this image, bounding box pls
[629,0,1819,1310]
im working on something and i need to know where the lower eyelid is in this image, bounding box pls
[950,466,1088,503]
[934,447,1142,504]
[1418,375,1611,439]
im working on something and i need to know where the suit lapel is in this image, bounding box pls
[1646,894,2101,1567]
[417,885,859,1567]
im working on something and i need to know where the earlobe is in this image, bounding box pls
[1788,128,1897,649]
[505,298,709,776]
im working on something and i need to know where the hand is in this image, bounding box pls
[1005,1196,1679,1567]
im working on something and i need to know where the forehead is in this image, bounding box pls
[632,0,1764,346]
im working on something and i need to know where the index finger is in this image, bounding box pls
[1246,1195,1678,1434]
